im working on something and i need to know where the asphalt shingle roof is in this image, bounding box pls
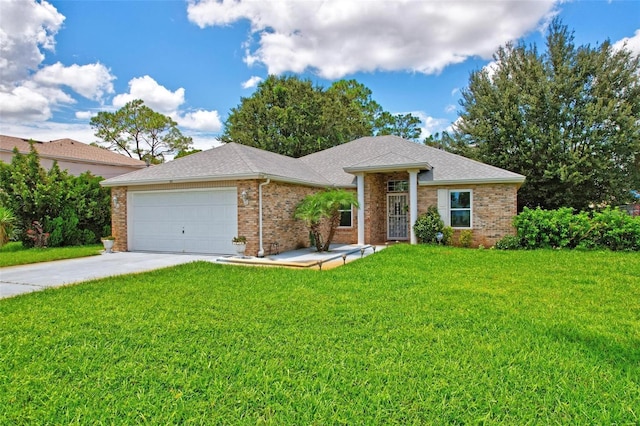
[102,136,525,187]
[0,135,146,167]
[102,142,331,186]
[301,135,525,186]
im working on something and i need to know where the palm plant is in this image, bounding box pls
[0,206,17,248]
[294,189,359,252]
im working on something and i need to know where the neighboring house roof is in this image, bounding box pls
[0,135,146,168]
[102,135,525,187]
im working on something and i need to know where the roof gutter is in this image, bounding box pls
[100,172,331,188]
[258,178,271,257]
[419,177,526,187]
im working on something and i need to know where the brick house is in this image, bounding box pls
[101,136,525,255]
[0,134,146,179]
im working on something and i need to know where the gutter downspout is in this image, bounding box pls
[258,178,271,257]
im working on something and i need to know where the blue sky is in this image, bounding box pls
[1,0,638,152]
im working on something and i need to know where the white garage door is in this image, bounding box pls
[129,188,237,254]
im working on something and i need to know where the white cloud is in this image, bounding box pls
[445,104,457,114]
[0,0,64,88]
[0,1,117,123]
[112,75,185,114]
[242,75,263,89]
[613,28,640,56]
[75,110,97,120]
[177,110,223,132]
[482,60,500,81]
[411,111,452,138]
[109,75,222,133]
[0,121,97,144]
[188,0,559,79]
[187,133,223,152]
[33,62,115,100]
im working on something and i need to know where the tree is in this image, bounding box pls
[222,75,423,157]
[454,19,640,211]
[377,112,422,140]
[294,189,359,252]
[0,145,111,246]
[91,99,193,164]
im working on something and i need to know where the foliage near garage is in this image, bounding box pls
[0,145,111,247]
[1,245,638,423]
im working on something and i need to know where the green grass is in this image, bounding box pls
[0,242,102,267]
[1,245,638,424]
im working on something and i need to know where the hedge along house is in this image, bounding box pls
[101,136,525,256]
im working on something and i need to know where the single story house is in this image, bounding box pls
[101,135,525,255]
[0,134,146,179]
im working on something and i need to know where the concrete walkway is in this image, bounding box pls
[0,244,386,300]
[0,252,219,299]
[219,244,385,270]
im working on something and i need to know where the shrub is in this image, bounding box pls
[591,207,640,251]
[442,226,454,246]
[414,206,444,244]
[495,235,521,250]
[459,230,473,248]
[0,146,110,247]
[512,206,640,251]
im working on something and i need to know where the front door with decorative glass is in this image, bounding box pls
[387,193,409,240]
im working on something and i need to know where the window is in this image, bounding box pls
[387,180,408,193]
[450,190,472,228]
[338,206,352,227]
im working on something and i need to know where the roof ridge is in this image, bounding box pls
[228,142,262,173]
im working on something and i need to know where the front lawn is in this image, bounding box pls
[0,242,102,267]
[1,245,638,423]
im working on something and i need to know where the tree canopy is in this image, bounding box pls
[454,19,640,211]
[90,99,193,164]
[222,75,422,158]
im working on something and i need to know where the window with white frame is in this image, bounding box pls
[387,180,408,193]
[450,190,472,228]
[338,205,352,227]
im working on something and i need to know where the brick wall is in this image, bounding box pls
[417,183,518,247]
[255,182,316,255]
[110,178,518,254]
[110,186,128,252]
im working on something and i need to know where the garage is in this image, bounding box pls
[128,188,237,254]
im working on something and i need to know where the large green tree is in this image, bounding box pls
[91,99,193,164]
[455,19,640,211]
[222,75,421,157]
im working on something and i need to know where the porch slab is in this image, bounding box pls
[217,244,386,270]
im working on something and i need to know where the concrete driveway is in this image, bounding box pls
[0,252,219,299]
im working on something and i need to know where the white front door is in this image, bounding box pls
[387,194,409,240]
[129,188,238,254]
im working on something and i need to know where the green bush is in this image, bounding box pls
[442,226,453,245]
[511,206,640,251]
[459,230,473,248]
[414,206,444,244]
[591,207,640,251]
[495,235,521,250]
[0,145,111,247]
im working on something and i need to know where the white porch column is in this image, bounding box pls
[409,169,418,244]
[357,173,365,245]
